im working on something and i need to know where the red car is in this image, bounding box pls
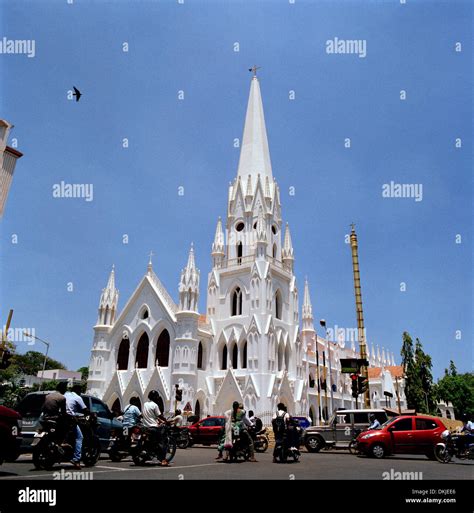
[357,415,445,459]
[187,416,226,446]
[0,405,22,464]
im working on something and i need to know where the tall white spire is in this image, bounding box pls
[211,217,225,267]
[237,76,273,186]
[282,223,294,269]
[97,265,119,326]
[179,243,200,312]
[302,278,314,332]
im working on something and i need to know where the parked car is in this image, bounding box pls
[0,405,22,464]
[187,416,226,446]
[356,415,446,459]
[15,391,122,453]
[303,409,389,452]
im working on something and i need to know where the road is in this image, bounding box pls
[1,447,472,480]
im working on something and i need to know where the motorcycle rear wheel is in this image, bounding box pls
[434,445,452,463]
[348,440,360,455]
[33,440,56,471]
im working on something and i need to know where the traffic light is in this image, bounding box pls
[0,348,13,369]
[350,373,358,398]
[357,376,368,395]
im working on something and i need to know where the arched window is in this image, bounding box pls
[236,241,243,264]
[104,306,109,325]
[285,343,290,370]
[242,341,247,369]
[232,343,238,369]
[111,398,121,416]
[141,308,149,319]
[309,373,315,388]
[275,290,282,320]
[277,342,283,371]
[117,338,130,370]
[273,243,277,258]
[231,287,243,316]
[135,333,149,368]
[197,342,203,369]
[187,288,192,310]
[221,345,227,370]
[195,400,201,419]
[155,329,170,367]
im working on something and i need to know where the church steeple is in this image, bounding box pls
[302,278,314,332]
[282,222,294,270]
[97,265,119,326]
[179,243,200,312]
[211,217,225,268]
[237,76,273,190]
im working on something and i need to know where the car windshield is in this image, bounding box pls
[380,418,397,428]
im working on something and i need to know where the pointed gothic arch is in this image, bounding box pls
[277,341,284,371]
[197,341,204,370]
[242,341,247,369]
[155,329,170,367]
[275,289,282,320]
[231,342,238,369]
[231,287,243,316]
[272,243,277,259]
[117,338,130,370]
[135,332,149,368]
[195,399,201,419]
[284,341,290,370]
[221,344,228,370]
[111,398,121,416]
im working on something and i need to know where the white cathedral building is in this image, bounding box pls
[87,75,406,423]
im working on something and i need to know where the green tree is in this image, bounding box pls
[12,351,66,376]
[77,366,89,381]
[400,332,436,413]
[436,361,474,418]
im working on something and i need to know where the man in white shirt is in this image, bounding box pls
[64,384,88,469]
[272,402,290,463]
[142,390,168,466]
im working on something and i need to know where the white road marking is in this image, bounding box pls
[1,462,221,479]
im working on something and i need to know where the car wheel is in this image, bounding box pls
[425,450,436,460]
[305,435,323,453]
[370,443,386,459]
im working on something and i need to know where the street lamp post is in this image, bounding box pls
[320,320,334,418]
[23,332,50,391]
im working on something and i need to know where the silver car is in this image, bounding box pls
[304,409,388,452]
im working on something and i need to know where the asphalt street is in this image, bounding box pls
[0,447,472,481]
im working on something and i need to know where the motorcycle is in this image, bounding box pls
[274,421,301,463]
[130,422,177,465]
[225,426,251,462]
[435,429,474,463]
[348,428,362,455]
[249,425,269,453]
[32,413,101,470]
[108,425,135,462]
[170,426,192,449]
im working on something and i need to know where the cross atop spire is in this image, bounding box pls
[249,65,261,77]
[147,250,154,274]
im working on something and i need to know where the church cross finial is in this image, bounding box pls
[350,222,356,232]
[148,250,154,265]
[249,65,261,77]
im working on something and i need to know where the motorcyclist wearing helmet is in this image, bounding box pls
[368,414,381,430]
[458,414,474,454]
[142,390,168,466]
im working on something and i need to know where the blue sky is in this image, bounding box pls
[1,0,472,379]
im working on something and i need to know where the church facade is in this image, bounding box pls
[86,75,405,422]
